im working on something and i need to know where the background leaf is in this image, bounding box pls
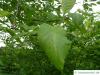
[68,13,84,25]
[0,10,10,17]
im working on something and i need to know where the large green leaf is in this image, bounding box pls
[38,23,71,70]
[60,0,76,14]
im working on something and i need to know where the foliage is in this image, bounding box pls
[60,0,76,14]
[38,23,71,70]
[0,0,100,75]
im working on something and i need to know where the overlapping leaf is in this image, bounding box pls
[38,23,71,70]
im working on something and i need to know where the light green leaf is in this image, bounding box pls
[0,10,10,17]
[60,0,76,14]
[38,23,71,70]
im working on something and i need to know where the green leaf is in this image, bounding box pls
[6,28,15,36]
[69,13,84,25]
[0,10,10,17]
[60,0,76,14]
[38,23,71,70]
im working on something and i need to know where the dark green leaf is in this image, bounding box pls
[69,13,84,25]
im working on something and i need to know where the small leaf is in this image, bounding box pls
[6,28,15,36]
[38,23,71,70]
[0,10,10,17]
[60,0,76,14]
[69,13,84,25]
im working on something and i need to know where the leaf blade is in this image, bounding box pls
[38,23,71,70]
[60,0,76,14]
